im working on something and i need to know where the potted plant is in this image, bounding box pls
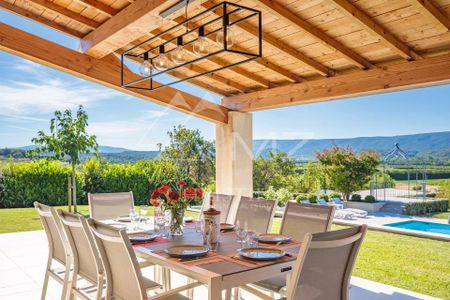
[150,180,203,236]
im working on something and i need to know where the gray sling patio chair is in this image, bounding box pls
[88,191,134,220]
[234,196,278,234]
[34,201,72,300]
[200,193,235,223]
[56,209,105,300]
[242,225,368,300]
[247,202,336,296]
[87,219,201,300]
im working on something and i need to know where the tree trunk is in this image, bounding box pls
[72,163,77,213]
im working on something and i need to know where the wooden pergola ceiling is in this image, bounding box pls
[1,0,450,124]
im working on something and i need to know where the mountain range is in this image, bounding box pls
[5,131,450,162]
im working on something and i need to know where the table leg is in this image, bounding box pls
[209,277,222,300]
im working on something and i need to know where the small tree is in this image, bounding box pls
[159,125,215,186]
[316,146,379,201]
[30,105,98,211]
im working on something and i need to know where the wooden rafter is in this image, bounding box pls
[0,22,229,124]
[251,0,373,69]
[202,1,334,77]
[411,0,450,31]
[222,53,450,111]
[80,0,179,58]
[27,0,100,29]
[0,0,84,38]
[73,0,120,17]
[329,0,421,60]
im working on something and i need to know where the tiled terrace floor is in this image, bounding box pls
[0,230,440,300]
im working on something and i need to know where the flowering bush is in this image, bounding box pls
[149,180,203,211]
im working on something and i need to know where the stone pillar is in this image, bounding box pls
[215,111,253,197]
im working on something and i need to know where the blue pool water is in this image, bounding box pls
[385,220,450,235]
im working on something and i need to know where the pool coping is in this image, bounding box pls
[333,219,450,242]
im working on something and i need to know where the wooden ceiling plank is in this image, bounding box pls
[72,0,120,17]
[252,0,374,69]
[329,0,422,60]
[0,22,229,124]
[201,1,334,77]
[27,0,100,29]
[411,0,450,31]
[222,52,450,111]
[80,0,177,58]
[0,0,84,37]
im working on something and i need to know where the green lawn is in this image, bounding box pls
[0,206,449,299]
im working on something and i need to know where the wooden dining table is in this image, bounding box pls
[117,219,302,300]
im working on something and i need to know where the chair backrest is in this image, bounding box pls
[317,199,328,205]
[88,219,146,300]
[56,210,103,284]
[280,202,335,241]
[287,225,368,300]
[201,193,235,223]
[331,198,343,205]
[34,202,68,264]
[88,192,134,220]
[234,196,277,233]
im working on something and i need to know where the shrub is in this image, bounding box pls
[426,192,436,198]
[263,186,292,207]
[405,200,449,215]
[0,160,83,208]
[412,185,422,191]
[350,194,362,202]
[295,193,308,203]
[329,192,342,199]
[319,194,329,201]
[308,193,318,203]
[364,195,376,203]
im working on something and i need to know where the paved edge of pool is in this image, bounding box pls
[333,219,450,242]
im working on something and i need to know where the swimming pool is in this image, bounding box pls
[384,220,450,236]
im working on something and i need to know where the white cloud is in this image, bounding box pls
[0,79,115,115]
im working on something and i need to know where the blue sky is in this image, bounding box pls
[1,10,449,150]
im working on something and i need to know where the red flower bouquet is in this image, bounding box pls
[150,181,203,235]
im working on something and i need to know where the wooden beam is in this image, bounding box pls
[27,0,100,29]
[222,53,450,111]
[329,0,421,60]
[73,0,120,17]
[201,1,334,77]
[80,0,177,58]
[251,0,373,69]
[0,0,84,38]
[0,22,229,124]
[411,0,450,31]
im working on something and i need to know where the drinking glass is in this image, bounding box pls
[245,230,257,248]
[235,221,248,249]
[129,208,140,230]
[140,205,149,217]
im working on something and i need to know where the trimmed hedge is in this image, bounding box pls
[404,200,449,215]
[0,159,182,208]
[0,160,83,208]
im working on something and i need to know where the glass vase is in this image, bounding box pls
[169,208,185,236]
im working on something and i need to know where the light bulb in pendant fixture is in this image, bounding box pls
[172,36,189,65]
[216,27,235,48]
[193,26,210,56]
[139,53,152,77]
[153,45,171,71]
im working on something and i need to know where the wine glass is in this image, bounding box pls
[140,205,149,224]
[129,208,140,230]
